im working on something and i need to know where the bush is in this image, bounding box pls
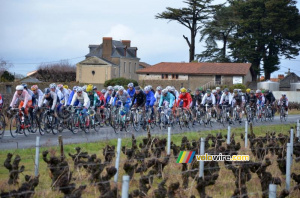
[229,84,246,92]
[104,77,138,88]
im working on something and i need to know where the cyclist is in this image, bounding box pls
[278,93,289,114]
[264,90,276,116]
[38,88,59,114]
[216,87,223,98]
[231,89,244,123]
[177,88,192,108]
[191,88,203,124]
[86,84,100,108]
[248,90,257,108]
[147,85,155,94]
[256,89,265,118]
[245,88,251,104]
[201,89,216,107]
[168,86,178,100]
[63,85,72,94]
[154,86,163,106]
[159,89,175,121]
[212,89,220,119]
[131,86,146,109]
[219,88,232,121]
[30,85,43,108]
[104,86,113,105]
[57,84,70,107]
[67,86,78,106]
[70,87,90,117]
[144,86,156,119]
[127,83,135,99]
[50,83,63,101]
[9,85,33,116]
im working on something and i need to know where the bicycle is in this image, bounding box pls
[8,108,32,138]
[279,105,288,122]
[145,106,156,130]
[72,106,90,134]
[0,108,6,139]
[232,105,243,125]
[157,106,174,130]
[202,104,212,127]
[265,104,274,122]
[39,106,58,135]
[219,104,231,127]
[56,107,74,134]
[130,106,144,132]
[245,104,256,123]
[177,106,191,129]
[111,102,130,133]
[256,104,266,122]
[88,107,102,132]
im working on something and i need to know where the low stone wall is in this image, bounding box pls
[272,91,300,103]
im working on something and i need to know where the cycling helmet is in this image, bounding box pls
[216,87,221,91]
[86,84,93,92]
[82,85,87,91]
[76,87,83,93]
[148,85,153,90]
[206,89,211,93]
[250,90,255,94]
[212,89,217,94]
[101,89,106,94]
[187,88,191,93]
[256,89,261,94]
[57,84,63,89]
[224,88,229,92]
[49,83,57,89]
[195,88,200,91]
[282,93,286,96]
[73,86,78,91]
[180,88,187,93]
[135,86,141,91]
[246,88,251,93]
[237,89,242,92]
[233,89,238,93]
[63,85,68,89]
[107,86,113,91]
[156,86,162,91]
[21,83,28,89]
[93,86,97,90]
[265,90,270,94]
[31,85,38,91]
[44,88,51,94]
[170,87,175,92]
[128,83,134,88]
[261,89,265,94]
[114,85,119,91]
[162,89,168,95]
[144,86,151,92]
[166,86,172,91]
[118,86,124,91]
[199,87,203,91]
[16,85,24,91]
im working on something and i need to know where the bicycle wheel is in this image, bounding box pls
[93,115,101,132]
[72,115,80,134]
[132,112,140,132]
[10,116,20,138]
[0,114,6,139]
[112,116,120,134]
[51,117,58,135]
[159,113,165,130]
[82,116,90,133]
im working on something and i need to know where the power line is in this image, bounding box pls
[10,56,85,65]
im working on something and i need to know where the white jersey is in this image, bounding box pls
[201,93,216,105]
[220,93,232,105]
[154,91,162,102]
[60,88,70,106]
[70,91,90,108]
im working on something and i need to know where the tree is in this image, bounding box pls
[156,0,218,62]
[35,60,76,82]
[1,71,15,82]
[197,5,235,62]
[104,77,138,88]
[0,58,13,76]
[229,0,300,80]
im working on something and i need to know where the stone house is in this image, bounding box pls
[279,72,300,91]
[76,37,140,87]
[136,62,253,90]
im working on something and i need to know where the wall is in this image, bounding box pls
[188,75,214,90]
[138,79,189,90]
[273,91,300,102]
[119,58,139,81]
[139,74,188,81]
[244,70,252,84]
[222,76,234,86]
[77,64,111,84]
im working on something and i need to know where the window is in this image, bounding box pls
[124,62,126,73]
[6,85,12,94]
[129,62,131,73]
[162,74,168,79]
[172,74,179,79]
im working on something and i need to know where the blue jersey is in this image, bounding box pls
[127,88,136,99]
[145,91,156,107]
[68,91,79,106]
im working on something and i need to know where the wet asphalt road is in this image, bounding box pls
[0,114,299,150]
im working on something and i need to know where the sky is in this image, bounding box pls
[0,0,300,78]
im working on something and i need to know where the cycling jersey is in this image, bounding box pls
[104,92,112,105]
[265,92,275,104]
[71,91,90,109]
[177,93,192,108]
[39,91,59,110]
[278,97,289,107]
[256,93,265,106]
[32,89,44,106]
[232,94,244,107]
[220,93,232,105]
[131,91,146,107]
[201,93,216,106]
[192,93,202,108]
[154,91,162,102]
[10,90,32,108]
[60,88,70,106]
[88,91,100,107]
[67,91,79,106]
[159,92,175,108]
[145,91,156,107]
[113,91,131,106]
[127,87,136,99]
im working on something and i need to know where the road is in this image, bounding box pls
[0,115,299,150]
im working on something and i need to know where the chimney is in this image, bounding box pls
[278,74,284,80]
[122,40,131,48]
[102,37,112,61]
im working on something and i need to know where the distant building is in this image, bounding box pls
[279,72,300,90]
[76,37,140,85]
[137,62,253,90]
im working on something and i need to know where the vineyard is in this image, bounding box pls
[0,123,299,198]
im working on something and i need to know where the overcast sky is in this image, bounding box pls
[0,0,299,77]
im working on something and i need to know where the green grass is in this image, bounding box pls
[0,122,299,197]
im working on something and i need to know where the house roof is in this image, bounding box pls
[19,76,42,83]
[139,62,151,68]
[279,72,300,88]
[78,56,117,66]
[86,40,138,59]
[136,62,251,76]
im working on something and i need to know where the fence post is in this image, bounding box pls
[199,137,205,178]
[114,138,122,183]
[269,184,277,198]
[58,135,64,161]
[121,175,130,198]
[227,126,231,145]
[245,121,248,148]
[34,136,40,176]
[167,127,171,155]
[286,143,292,191]
[297,119,300,142]
[290,127,294,165]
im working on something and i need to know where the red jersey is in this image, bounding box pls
[177,93,192,108]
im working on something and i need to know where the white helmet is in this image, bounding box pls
[49,83,57,89]
[76,87,83,92]
[166,86,172,91]
[128,83,134,88]
[162,89,168,95]
[118,86,124,91]
[170,86,175,92]
[107,86,113,91]
[16,85,24,91]
[147,85,153,90]
[73,86,78,91]
[256,89,261,94]
[144,86,151,92]
[216,87,221,91]
[156,86,162,91]
[82,85,87,91]
[212,89,217,94]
